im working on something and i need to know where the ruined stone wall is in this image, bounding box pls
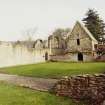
[53,74,105,105]
[0,42,50,67]
[49,52,94,62]
[49,54,70,61]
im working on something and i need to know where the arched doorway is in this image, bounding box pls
[45,52,48,61]
[78,53,83,61]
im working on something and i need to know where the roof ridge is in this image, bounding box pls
[76,21,98,42]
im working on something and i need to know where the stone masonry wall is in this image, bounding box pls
[0,42,49,67]
[53,74,105,105]
[67,22,93,52]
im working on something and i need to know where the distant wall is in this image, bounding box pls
[53,74,105,105]
[0,42,49,67]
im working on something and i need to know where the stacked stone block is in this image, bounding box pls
[53,74,105,105]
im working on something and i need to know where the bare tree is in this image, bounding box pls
[21,27,37,41]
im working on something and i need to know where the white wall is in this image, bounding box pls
[0,42,46,67]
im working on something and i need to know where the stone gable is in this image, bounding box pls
[67,21,97,52]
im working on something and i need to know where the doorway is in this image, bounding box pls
[45,52,48,61]
[78,53,83,61]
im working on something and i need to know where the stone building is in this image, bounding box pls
[48,21,98,61]
[0,21,99,67]
[67,21,98,61]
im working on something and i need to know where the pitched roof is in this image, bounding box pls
[76,21,98,43]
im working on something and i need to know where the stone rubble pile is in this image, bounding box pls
[53,74,105,105]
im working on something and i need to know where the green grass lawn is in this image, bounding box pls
[0,62,105,78]
[0,81,83,105]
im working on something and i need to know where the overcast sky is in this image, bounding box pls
[0,0,105,41]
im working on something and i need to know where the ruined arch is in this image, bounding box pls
[48,36,59,48]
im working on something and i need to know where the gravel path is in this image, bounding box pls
[0,73,58,91]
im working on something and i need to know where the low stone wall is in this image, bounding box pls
[49,54,70,61]
[53,74,105,105]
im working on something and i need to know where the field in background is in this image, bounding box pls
[0,62,105,78]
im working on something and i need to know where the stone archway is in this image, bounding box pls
[78,52,83,61]
[45,52,48,61]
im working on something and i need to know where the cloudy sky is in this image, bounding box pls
[0,0,104,41]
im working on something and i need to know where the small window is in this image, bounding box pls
[77,39,80,45]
